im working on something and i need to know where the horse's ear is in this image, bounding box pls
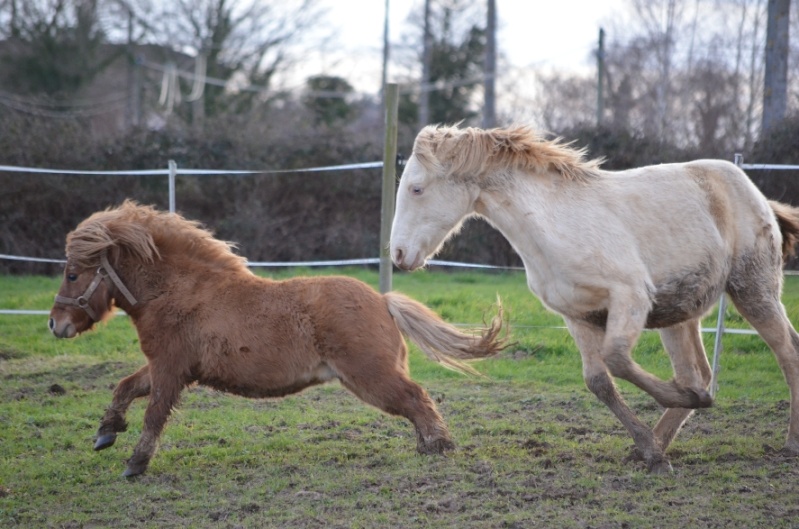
[434,128,465,164]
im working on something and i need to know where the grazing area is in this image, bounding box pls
[1,269,799,528]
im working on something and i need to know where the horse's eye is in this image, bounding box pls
[411,185,424,196]
[67,273,78,282]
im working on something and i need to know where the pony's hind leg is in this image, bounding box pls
[330,347,454,455]
[95,364,151,451]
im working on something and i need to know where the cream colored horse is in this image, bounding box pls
[390,124,799,473]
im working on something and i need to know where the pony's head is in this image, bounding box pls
[49,201,158,338]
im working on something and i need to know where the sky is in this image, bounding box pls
[292,0,629,94]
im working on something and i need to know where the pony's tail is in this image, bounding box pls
[769,200,799,261]
[384,292,507,376]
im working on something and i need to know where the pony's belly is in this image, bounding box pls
[198,363,337,399]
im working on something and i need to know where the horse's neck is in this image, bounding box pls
[476,180,562,292]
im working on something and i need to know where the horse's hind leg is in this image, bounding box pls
[653,320,713,451]
[95,364,151,451]
[728,287,799,456]
[330,345,454,455]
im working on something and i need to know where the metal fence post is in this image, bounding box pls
[710,153,744,397]
[379,83,398,294]
[168,160,177,213]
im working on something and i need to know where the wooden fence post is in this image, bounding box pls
[379,83,399,293]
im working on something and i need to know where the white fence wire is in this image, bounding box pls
[2,154,798,396]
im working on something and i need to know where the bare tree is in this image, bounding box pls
[762,0,791,135]
[482,0,496,128]
[125,0,324,118]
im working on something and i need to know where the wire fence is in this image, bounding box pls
[2,154,799,395]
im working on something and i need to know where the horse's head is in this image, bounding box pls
[49,255,118,338]
[390,127,480,271]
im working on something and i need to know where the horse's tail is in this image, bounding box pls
[769,200,799,260]
[384,292,507,375]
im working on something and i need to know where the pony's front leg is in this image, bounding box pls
[123,370,183,477]
[95,364,151,451]
[566,318,672,474]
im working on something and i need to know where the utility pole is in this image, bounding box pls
[596,27,605,127]
[762,0,790,136]
[482,0,496,129]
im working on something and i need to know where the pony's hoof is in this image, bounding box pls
[418,437,455,455]
[123,454,150,477]
[94,433,117,451]
[122,463,147,478]
[647,459,674,475]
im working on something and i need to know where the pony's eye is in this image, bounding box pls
[67,273,78,282]
[411,185,424,196]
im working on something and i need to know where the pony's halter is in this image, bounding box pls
[54,253,138,321]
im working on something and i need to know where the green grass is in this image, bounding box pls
[1,269,798,528]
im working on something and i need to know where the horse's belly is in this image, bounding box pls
[579,270,725,330]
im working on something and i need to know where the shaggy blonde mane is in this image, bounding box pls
[66,200,247,271]
[413,124,602,183]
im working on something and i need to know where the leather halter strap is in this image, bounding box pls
[54,253,138,321]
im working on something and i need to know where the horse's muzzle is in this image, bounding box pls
[392,247,424,271]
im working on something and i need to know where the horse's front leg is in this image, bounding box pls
[653,320,712,450]
[566,318,672,474]
[123,369,184,477]
[95,364,151,451]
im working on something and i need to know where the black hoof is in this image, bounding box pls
[94,433,117,451]
[122,465,144,478]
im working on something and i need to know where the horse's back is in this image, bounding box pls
[603,159,775,261]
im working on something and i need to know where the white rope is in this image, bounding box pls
[742,164,799,171]
[0,161,383,177]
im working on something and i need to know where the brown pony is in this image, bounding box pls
[49,201,506,477]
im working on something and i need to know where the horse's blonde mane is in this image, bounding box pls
[413,124,602,183]
[66,200,247,271]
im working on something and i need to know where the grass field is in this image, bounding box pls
[1,268,798,528]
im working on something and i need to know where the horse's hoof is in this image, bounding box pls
[417,437,455,455]
[667,384,713,409]
[94,433,117,451]
[690,388,713,409]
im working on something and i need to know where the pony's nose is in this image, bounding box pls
[394,247,404,265]
[48,317,55,331]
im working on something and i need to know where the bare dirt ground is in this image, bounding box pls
[2,356,799,528]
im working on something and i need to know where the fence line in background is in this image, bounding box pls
[3,151,799,397]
